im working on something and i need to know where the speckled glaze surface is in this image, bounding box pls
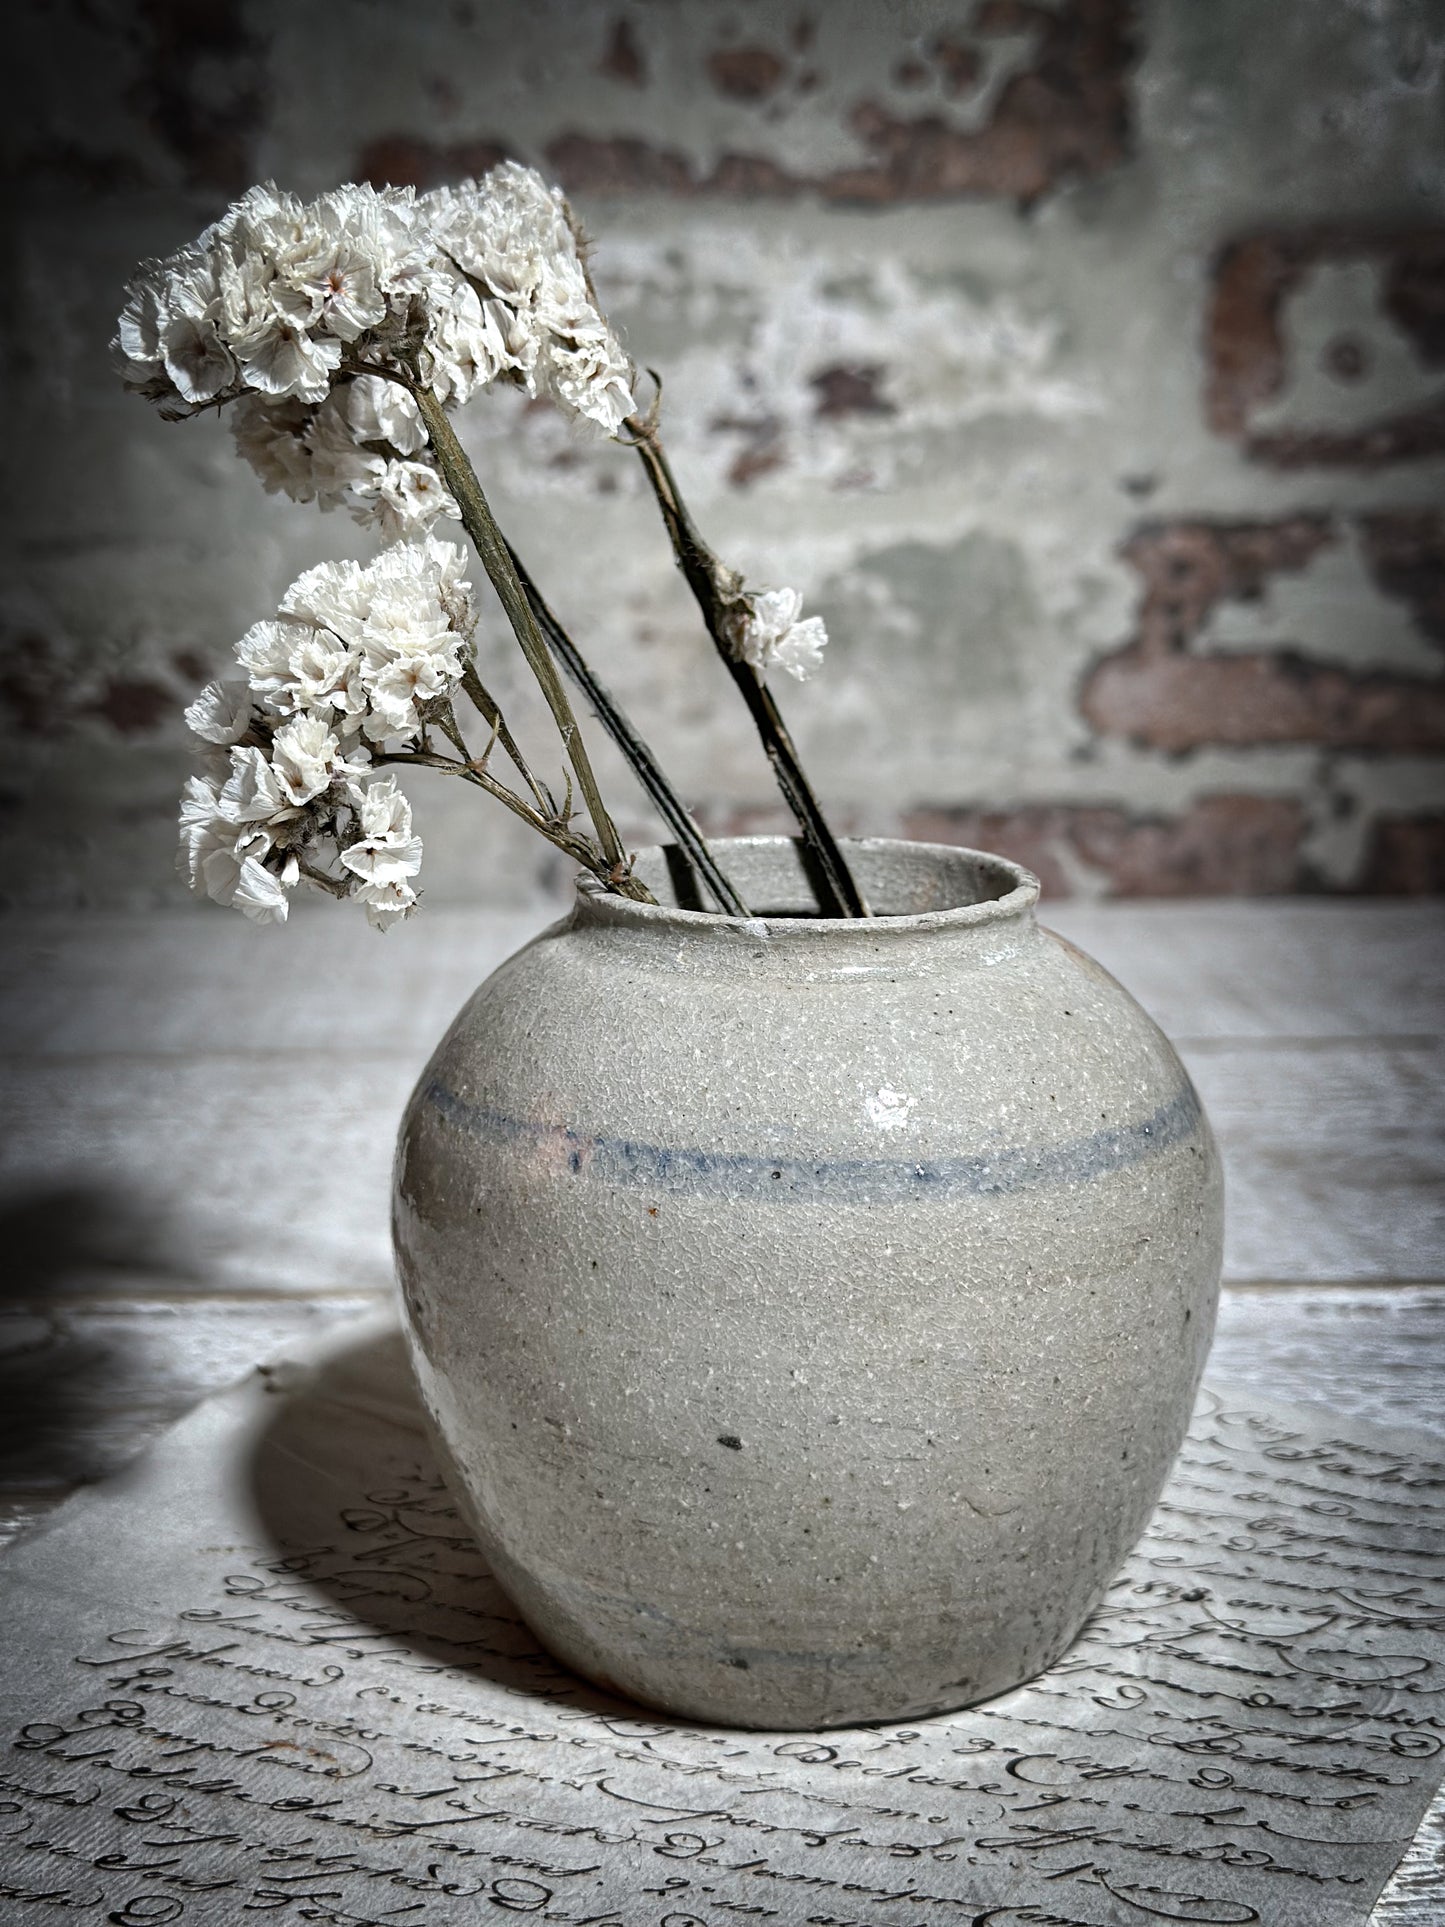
[393,837,1223,1729]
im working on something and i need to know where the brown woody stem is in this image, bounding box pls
[504,541,752,918]
[627,423,869,918]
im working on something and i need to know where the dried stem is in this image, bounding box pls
[626,419,869,919]
[379,743,611,879]
[409,383,653,904]
[504,541,752,918]
[457,661,554,817]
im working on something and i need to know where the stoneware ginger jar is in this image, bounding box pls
[393,836,1223,1729]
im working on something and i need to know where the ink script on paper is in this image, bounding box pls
[1,1319,1442,1927]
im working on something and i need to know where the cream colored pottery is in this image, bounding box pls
[393,837,1223,1728]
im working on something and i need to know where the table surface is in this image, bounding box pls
[1,897,1442,1922]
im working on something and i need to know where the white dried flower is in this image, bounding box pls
[116,165,631,429]
[218,744,292,825]
[237,314,344,405]
[288,628,364,721]
[418,270,517,406]
[270,714,346,807]
[229,853,295,924]
[231,381,455,542]
[341,777,423,886]
[541,331,635,437]
[421,164,635,431]
[354,877,419,930]
[183,679,252,745]
[343,374,427,456]
[304,391,389,503]
[236,619,306,716]
[231,395,318,500]
[369,459,459,542]
[175,541,471,928]
[116,182,422,418]
[726,586,829,682]
[176,765,293,924]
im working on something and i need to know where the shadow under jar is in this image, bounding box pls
[393,837,1223,1728]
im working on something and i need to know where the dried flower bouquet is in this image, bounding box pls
[116,166,868,927]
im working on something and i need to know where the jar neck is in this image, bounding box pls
[571,836,1041,975]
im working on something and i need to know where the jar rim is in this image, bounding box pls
[575,835,1040,936]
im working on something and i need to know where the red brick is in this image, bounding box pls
[1356,510,1445,648]
[1358,816,1445,894]
[930,38,983,96]
[370,1,1135,209]
[597,17,646,87]
[809,364,896,418]
[89,679,174,735]
[1070,796,1308,897]
[707,47,787,102]
[543,134,697,195]
[707,413,787,489]
[1081,518,1445,753]
[1205,228,1445,466]
[357,134,511,191]
[904,797,1309,898]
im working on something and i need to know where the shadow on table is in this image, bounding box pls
[0,1179,202,1488]
[0,1178,197,1300]
[246,1324,666,1727]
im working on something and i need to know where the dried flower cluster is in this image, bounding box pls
[177,540,473,927]
[118,162,850,930]
[724,586,830,682]
[115,168,635,544]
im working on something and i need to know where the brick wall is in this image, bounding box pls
[3,0,1443,907]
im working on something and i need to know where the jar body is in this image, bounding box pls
[393,839,1222,1728]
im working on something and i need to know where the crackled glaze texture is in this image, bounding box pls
[393,838,1223,1728]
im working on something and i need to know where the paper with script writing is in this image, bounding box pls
[1,1319,1443,1927]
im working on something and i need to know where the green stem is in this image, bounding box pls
[504,542,752,918]
[628,425,869,918]
[411,385,652,904]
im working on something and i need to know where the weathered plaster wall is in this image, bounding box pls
[4,0,1444,908]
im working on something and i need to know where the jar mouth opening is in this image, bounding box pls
[577,835,1039,933]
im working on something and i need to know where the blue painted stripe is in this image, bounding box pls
[423,1077,1202,1204]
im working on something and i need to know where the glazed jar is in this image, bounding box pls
[393,837,1223,1728]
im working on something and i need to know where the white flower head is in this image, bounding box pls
[421,164,634,430]
[342,775,424,886]
[183,679,252,745]
[120,166,633,453]
[237,617,309,715]
[342,374,427,455]
[178,533,466,928]
[288,628,364,723]
[230,854,294,924]
[176,763,294,925]
[370,459,459,542]
[219,744,290,824]
[726,586,829,682]
[270,713,345,807]
[354,877,418,930]
[231,395,318,500]
[305,390,388,501]
[116,182,420,418]
[237,314,343,404]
